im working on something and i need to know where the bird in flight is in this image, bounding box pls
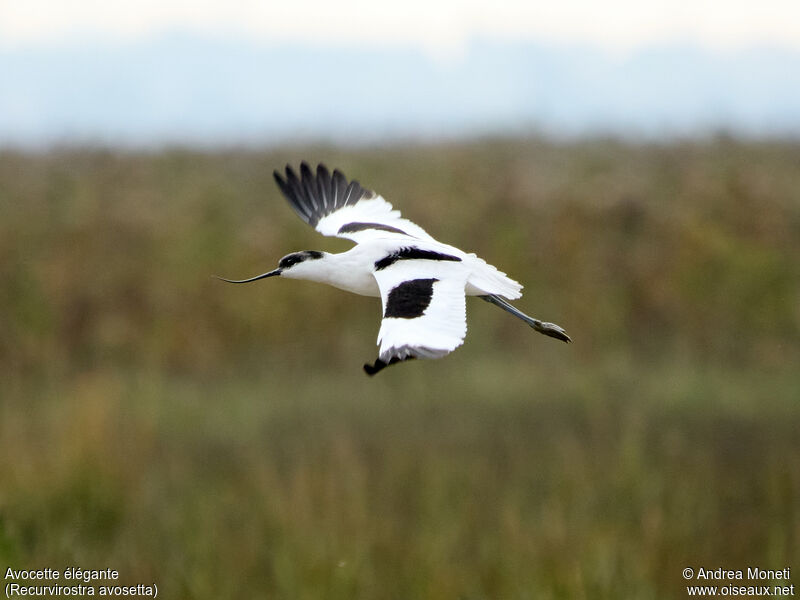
[219,162,570,375]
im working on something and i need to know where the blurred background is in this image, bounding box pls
[1,2,798,598]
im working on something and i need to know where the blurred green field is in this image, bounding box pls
[1,138,798,598]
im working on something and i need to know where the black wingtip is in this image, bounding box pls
[272,169,286,191]
[363,361,384,376]
[363,355,416,376]
[273,162,375,228]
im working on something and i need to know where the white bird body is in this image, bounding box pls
[280,238,521,300]
[220,162,569,375]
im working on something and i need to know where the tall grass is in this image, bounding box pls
[1,138,798,598]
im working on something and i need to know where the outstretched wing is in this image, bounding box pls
[371,258,470,366]
[273,162,435,243]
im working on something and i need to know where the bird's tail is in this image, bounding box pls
[466,256,523,299]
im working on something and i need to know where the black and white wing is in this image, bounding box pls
[367,258,471,374]
[273,162,435,244]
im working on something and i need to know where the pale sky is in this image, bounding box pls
[2,0,800,144]
[3,0,800,56]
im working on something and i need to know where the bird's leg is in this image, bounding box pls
[363,356,415,376]
[480,295,571,343]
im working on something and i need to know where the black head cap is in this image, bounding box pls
[278,250,324,270]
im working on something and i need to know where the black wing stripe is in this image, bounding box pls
[338,222,408,236]
[273,162,377,228]
[375,247,462,271]
[384,278,438,319]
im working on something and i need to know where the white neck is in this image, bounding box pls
[282,251,380,297]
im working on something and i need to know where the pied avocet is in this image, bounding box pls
[220,162,570,375]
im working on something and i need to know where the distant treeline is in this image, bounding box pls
[2,138,798,376]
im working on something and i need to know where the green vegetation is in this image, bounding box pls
[1,138,798,598]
